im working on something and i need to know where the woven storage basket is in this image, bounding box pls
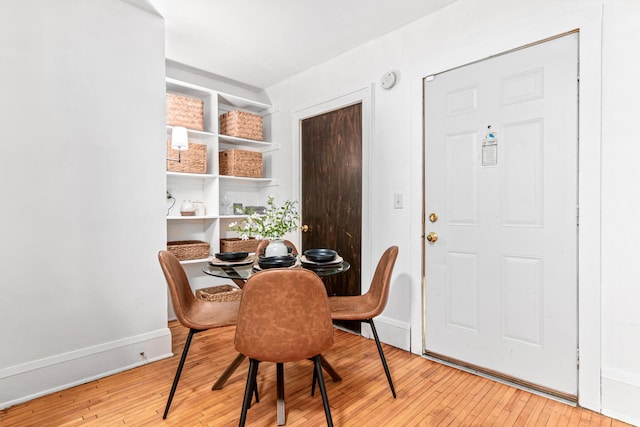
[196,285,242,302]
[166,93,204,131]
[219,110,263,141]
[167,140,207,174]
[220,237,260,253]
[167,240,210,261]
[219,149,262,178]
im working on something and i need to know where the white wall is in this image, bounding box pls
[0,0,170,408]
[263,0,640,424]
[600,0,640,422]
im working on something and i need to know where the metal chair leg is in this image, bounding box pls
[311,365,317,396]
[276,363,285,425]
[239,359,260,427]
[311,355,340,396]
[314,355,334,427]
[163,328,198,419]
[253,377,259,403]
[368,319,396,398]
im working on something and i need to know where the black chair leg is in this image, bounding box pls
[239,359,260,427]
[253,377,259,403]
[276,363,285,425]
[314,355,333,427]
[163,328,199,419]
[368,319,396,398]
[311,365,317,396]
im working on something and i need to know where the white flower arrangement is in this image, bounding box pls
[228,196,300,240]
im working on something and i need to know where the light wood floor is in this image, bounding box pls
[0,321,630,426]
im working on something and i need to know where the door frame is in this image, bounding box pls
[292,86,374,295]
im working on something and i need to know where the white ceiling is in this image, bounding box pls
[139,0,458,89]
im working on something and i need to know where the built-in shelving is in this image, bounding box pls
[165,77,278,266]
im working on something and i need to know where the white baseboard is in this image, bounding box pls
[361,315,411,351]
[0,327,172,410]
[601,368,640,426]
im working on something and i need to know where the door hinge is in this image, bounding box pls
[576,348,580,368]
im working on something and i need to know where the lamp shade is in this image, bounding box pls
[171,126,189,150]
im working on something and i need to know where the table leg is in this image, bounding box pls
[277,363,285,425]
[231,278,245,289]
[319,355,342,382]
[212,353,246,390]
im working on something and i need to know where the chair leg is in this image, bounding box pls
[313,355,333,427]
[239,359,260,427]
[276,363,285,425]
[253,377,259,403]
[311,355,340,396]
[367,319,396,398]
[163,328,198,419]
[311,365,317,396]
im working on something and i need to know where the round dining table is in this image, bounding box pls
[203,255,350,288]
[202,255,350,394]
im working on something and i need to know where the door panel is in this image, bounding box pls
[301,103,362,332]
[424,34,578,396]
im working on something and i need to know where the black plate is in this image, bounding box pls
[215,251,249,261]
[303,248,337,263]
[258,255,297,269]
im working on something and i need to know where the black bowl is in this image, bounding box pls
[258,255,296,269]
[215,251,249,261]
[304,248,337,263]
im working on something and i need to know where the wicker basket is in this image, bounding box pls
[166,92,204,131]
[219,110,263,141]
[167,240,210,261]
[167,140,207,174]
[220,237,260,253]
[219,149,262,178]
[196,285,242,302]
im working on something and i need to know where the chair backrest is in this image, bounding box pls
[235,268,334,362]
[158,250,196,327]
[158,250,239,331]
[255,239,299,255]
[364,246,399,318]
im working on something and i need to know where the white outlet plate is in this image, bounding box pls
[394,193,403,209]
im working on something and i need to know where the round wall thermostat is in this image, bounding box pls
[380,71,397,90]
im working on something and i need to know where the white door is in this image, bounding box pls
[424,33,578,396]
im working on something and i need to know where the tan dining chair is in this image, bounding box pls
[158,250,250,419]
[254,239,299,256]
[235,268,335,426]
[326,245,399,398]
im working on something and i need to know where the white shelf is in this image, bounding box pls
[166,78,216,98]
[166,171,216,179]
[219,176,278,185]
[166,126,216,141]
[219,134,274,149]
[166,215,218,220]
[166,77,272,113]
[218,93,271,114]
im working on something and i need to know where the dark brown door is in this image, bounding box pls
[301,103,362,333]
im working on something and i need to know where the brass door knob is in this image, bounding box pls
[426,232,438,243]
[301,224,309,232]
[429,212,438,223]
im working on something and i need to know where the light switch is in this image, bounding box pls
[394,193,403,209]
